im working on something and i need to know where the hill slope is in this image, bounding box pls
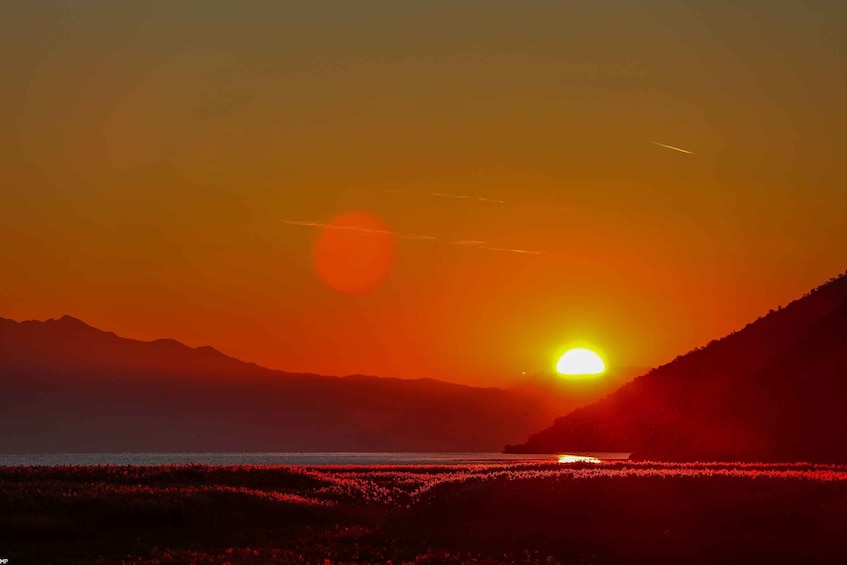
[506,270,847,462]
[0,316,614,453]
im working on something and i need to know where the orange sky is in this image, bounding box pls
[2,1,846,386]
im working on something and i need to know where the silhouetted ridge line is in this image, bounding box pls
[506,269,847,462]
[0,315,602,452]
[0,315,275,380]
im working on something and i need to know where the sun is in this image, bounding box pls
[556,348,605,376]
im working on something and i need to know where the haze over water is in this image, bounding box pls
[0,452,629,466]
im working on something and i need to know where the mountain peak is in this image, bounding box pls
[54,315,93,327]
[0,314,271,380]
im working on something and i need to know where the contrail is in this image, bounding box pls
[279,220,437,241]
[450,240,543,255]
[430,192,507,204]
[280,220,542,255]
[385,189,507,204]
[649,140,695,155]
[475,245,544,255]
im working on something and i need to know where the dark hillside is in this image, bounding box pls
[507,271,847,462]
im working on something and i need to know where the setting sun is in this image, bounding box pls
[556,348,606,376]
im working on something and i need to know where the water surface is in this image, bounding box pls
[0,452,629,466]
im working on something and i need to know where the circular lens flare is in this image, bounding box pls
[556,348,605,376]
[313,211,395,294]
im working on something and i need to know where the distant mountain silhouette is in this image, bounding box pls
[506,270,847,462]
[0,316,630,453]
[0,315,269,380]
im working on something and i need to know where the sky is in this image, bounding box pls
[2,1,846,386]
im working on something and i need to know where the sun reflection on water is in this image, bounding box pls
[558,454,602,464]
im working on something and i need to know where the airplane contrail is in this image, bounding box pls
[450,240,543,255]
[279,220,437,241]
[430,192,507,204]
[385,189,507,204]
[474,245,544,255]
[649,140,695,155]
[279,220,542,255]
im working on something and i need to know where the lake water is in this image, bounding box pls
[0,452,629,466]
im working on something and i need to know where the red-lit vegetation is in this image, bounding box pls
[2,461,846,563]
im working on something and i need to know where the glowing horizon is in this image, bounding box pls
[2,1,845,387]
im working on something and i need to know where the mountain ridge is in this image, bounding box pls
[0,315,635,453]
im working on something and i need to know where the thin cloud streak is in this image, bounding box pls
[449,240,543,255]
[385,189,507,204]
[431,192,507,204]
[649,140,695,155]
[474,245,544,255]
[279,220,437,241]
[452,240,490,247]
[279,220,543,255]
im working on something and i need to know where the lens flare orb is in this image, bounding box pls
[312,211,395,294]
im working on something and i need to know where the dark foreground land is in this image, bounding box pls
[2,462,847,564]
